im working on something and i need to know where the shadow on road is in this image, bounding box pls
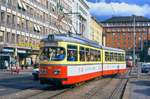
[134,88,150,96]
[130,80,150,86]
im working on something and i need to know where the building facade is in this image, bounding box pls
[0,0,72,67]
[72,0,91,39]
[102,16,150,56]
[90,17,103,45]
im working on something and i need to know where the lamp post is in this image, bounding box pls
[133,15,136,66]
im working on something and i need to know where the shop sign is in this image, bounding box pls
[17,42,39,49]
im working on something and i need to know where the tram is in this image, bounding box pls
[39,34,127,85]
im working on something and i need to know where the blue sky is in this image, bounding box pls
[87,0,150,21]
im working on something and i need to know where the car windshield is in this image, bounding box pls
[40,47,65,61]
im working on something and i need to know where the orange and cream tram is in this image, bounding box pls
[39,34,127,85]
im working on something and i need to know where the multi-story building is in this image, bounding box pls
[102,16,150,56]
[0,0,72,67]
[90,17,103,45]
[72,0,91,39]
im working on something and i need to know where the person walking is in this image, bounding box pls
[4,60,9,71]
[15,60,20,74]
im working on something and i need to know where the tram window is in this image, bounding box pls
[92,50,101,61]
[121,54,125,61]
[97,51,101,61]
[40,48,48,60]
[123,54,125,61]
[90,49,97,61]
[110,52,113,61]
[114,53,117,61]
[80,47,86,61]
[67,45,78,61]
[118,53,121,61]
[105,52,110,61]
[86,48,90,61]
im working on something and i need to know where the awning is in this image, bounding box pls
[22,2,27,10]
[2,49,14,53]
[18,0,23,8]
[37,26,41,32]
[34,25,38,31]
[0,31,4,36]
[18,50,26,54]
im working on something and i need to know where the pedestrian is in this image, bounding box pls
[15,61,20,74]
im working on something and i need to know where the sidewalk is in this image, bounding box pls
[123,78,150,99]
[0,67,33,78]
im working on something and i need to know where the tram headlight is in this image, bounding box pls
[53,69,61,75]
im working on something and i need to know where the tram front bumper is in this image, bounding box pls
[40,77,67,85]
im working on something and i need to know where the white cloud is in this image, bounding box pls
[88,2,150,17]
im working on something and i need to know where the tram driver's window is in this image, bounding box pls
[67,45,78,61]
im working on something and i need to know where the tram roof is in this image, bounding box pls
[102,46,125,52]
[41,34,125,52]
[41,34,102,48]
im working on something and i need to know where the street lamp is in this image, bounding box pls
[133,15,136,66]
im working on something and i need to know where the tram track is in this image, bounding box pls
[108,77,128,99]
[50,76,115,99]
[82,76,114,99]
[108,70,130,99]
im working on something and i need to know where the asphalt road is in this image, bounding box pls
[0,70,43,96]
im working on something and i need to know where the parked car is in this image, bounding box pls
[141,63,150,73]
[32,68,39,80]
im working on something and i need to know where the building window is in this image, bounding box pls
[12,15,16,25]
[0,31,4,42]
[16,34,19,42]
[21,18,25,29]
[6,32,10,43]
[7,0,12,6]
[26,20,29,30]
[118,36,120,40]
[12,34,15,43]
[1,11,5,23]
[1,0,6,4]
[118,42,120,46]
[17,17,21,28]
[6,13,11,25]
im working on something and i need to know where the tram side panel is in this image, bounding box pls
[63,64,103,85]
[102,49,127,76]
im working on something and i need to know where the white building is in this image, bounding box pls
[72,0,91,39]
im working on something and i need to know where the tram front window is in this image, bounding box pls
[40,47,65,61]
